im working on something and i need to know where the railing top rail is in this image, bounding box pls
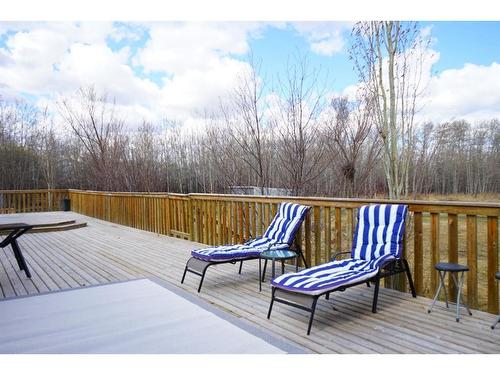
[185,193,500,208]
[2,189,499,214]
[0,189,68,193]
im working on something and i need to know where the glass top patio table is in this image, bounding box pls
[259,248,299,291]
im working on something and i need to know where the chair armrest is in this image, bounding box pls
[267,242,290,250]
[244,237,261,244]
[331,251,352,261]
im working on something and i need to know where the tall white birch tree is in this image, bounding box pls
[350,21,431,199]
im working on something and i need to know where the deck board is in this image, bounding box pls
[0,211,499,354]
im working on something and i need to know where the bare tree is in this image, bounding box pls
[325,95,381,196]
[35,108,60,190]
[57,86,126,190]
[219,54,271,193]
[271,55,328,195]
[350,21,431,199]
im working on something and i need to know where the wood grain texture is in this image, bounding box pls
[0,211,499,354]
[414,212,424,295]
[2,189,500,315]
[487,216,498,314]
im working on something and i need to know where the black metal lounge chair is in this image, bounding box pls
[268,204,416,335]
[181,202,310,292]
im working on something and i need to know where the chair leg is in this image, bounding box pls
[238,261,243,274]
[261,259,268,281]
[267,287,276,319]
[438,270,450,308]
[281,260,285,275]
[307,297,319,335]
[428,271,445,313]
[492,316,500,330]
[11,239,31,278]
[197,270,207,293]
[181,266,188,284]
[453,272,462,322]
[259,258,262,292]
[299,249,308,268]
[402,258,416,297]
[366,282,371,288]
[372,276,380,313]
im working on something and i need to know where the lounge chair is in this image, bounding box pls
[181,202,310,292]
[267,204,416,335]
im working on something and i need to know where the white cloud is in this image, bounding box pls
[291,22,352,56]
[340,45,500,124]
[2,21,499,135]
[0,21,267,130]
[56,43,159,105]
[158,57,251,118]
[420,62,500,122]
[135,22,261,74]
[0,22,117,95]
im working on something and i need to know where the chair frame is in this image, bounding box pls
[181,239,308,293]
[267,206,417,335]
[267,254,416,335]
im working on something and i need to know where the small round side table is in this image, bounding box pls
[427,262,472,322]
[259,249,299,292]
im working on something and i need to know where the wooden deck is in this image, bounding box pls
[1,212,499,354]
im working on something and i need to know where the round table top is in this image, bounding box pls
[260,249,298,260]
[434,262,469,272]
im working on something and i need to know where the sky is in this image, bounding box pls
[1,19,499,130]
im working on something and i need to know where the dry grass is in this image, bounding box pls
[414,193,500,203]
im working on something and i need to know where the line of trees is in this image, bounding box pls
[0,22,498,198]
[1,89,498,197]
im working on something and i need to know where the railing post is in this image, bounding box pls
[324,206,332,261]
[314,206,321,265]
[487,216,498,314]
[304,212,312,267]
[413,212,423,295]
[430,212,440,296]
[467,215,478,309]
[448,213,459,302]
[335,207,342,252]
[188,195,194,242]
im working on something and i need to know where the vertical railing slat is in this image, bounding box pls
[314,206,321,265]
[430,213,440,295]
[487,216,499,314]
[324,206,331,261]
[335,207,342,253]
[448,213,459,302]
[466,215,478,309]
[414,211,424,295]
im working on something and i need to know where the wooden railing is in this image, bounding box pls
[1,189,499,314]
[0,189,69,213]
